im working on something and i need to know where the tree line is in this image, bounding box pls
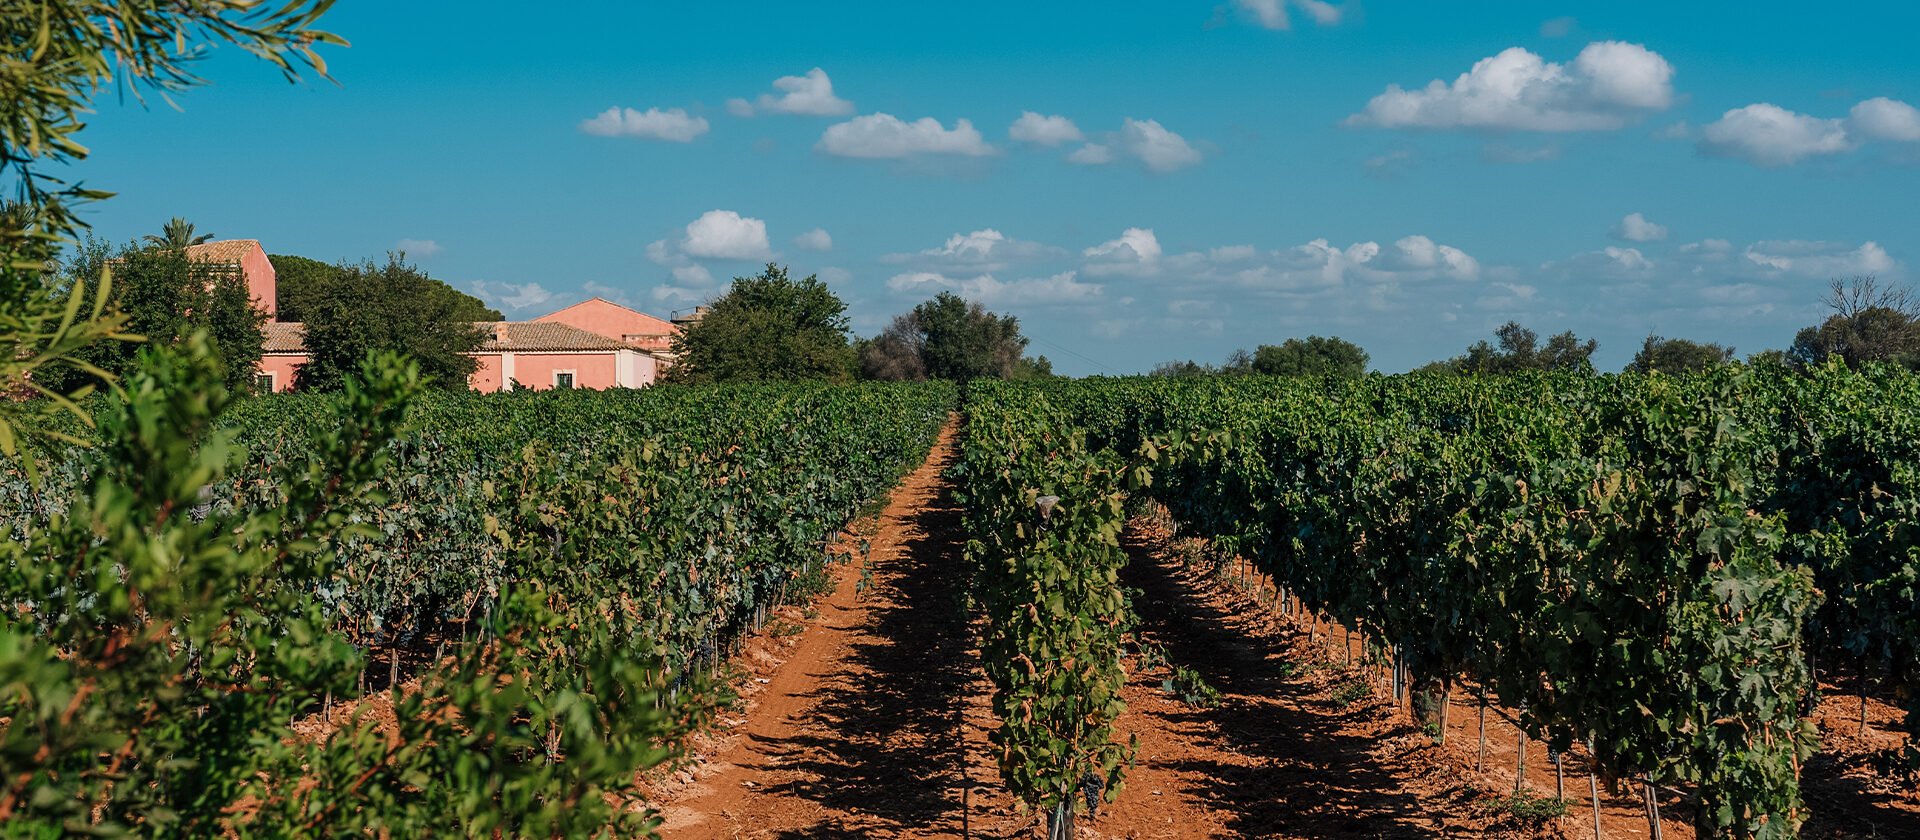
[1149,275,1920,379]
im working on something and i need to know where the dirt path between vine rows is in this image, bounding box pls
[649,424,1916,839]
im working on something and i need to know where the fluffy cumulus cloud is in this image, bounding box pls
[1118,118,1204,171]
[1347,41,1675,131]
[470,280,556,314]
[1698,97,1920,166]
[396,238,442,257]
[678,210,772,259]
[734,68,854,117]
[1849,96,1920,142]
[578,106,710,142]
[886,270,1103,306]
[1082,228,1163,275]
[1383,235,1481,279]
[1066,120,1203,172]
[1067,143,1114,165]
[1234,0,1342,30]
[792,228,833,251]
[1699,104,1852,166]
[1742,240,1895,278]
[1008,112,1083,146]
[817,113,994,158]
[1613,212,1669,242]
[886,228,1063,271]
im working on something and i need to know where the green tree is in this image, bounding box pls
[859,292,1050,381]
[667,264,854,383]
[42,237,266,395]
[1786,276,1920,369]
[1149,359,1217,377]
[271,253,500,323]
[1454,321,1598,374]
[297,254,485,391]
[1628,335,1735,374]
[141,216,214,250]
[1249,336,1370,378]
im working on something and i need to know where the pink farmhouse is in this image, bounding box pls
[191,241,679,393]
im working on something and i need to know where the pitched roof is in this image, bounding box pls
[183,239,264,263]
[476,321,633,352]
[262,321,307,353]
[535,297,676,328]
[257,320,639,355]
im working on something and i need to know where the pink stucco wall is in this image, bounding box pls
[258,354,304,393]
[469,354,505,392]
[508,352,621,390]
[242,248,277,318]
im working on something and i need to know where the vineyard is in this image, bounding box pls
[4,350,1918,838]
[956,365,1920,838]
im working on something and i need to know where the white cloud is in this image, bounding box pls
[885,228,1064,271]
[578,106,710,142]
[680,210,771,260]
[671,264,715,286]
[792,228,833,251]
[1116,118,1204,172]
[817,113,994,158]
[1083,227,1163,275]
[1067,143,1114,165]
[1743,240,1895,278]
[1603,246,1653,271]
[1540,16,1577,38]
[396,238,442,257]
[1009,112,1083,146]
[470,280,556,313]
[1849,97,1920,142]
[1699,103,1851,166]
[885,270,1103,306]
[1613,213,1669,242]
[1347,41,1676,131]
[1234,0,1342,30]
[1385,235,1480,279]
[742,68,854,117]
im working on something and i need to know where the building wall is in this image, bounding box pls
[243,247,278,318]
[469,353,505,392]
[500,352,622,390]
[535,300,677,352]
[259,354,305,392]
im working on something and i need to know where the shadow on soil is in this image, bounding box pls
[1119,528,1463,839]
[750,461,979,839]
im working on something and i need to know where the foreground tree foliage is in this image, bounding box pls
[1629,335,1736,374]
[40,237,266,394]
[1,340,702,835]
[859,292,1052,381]
[296,255,486,391]
[667,264,855,384]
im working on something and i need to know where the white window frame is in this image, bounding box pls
[552,370,577,390]
[254,371,276,393]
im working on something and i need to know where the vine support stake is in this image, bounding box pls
[1476,687,1488,772]
[1589,769,1602,840]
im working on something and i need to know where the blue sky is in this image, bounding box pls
[68,1,1920,374]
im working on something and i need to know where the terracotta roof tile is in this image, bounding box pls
[477,322,632,352]
[257,320,639,355]
[262,321,306,353]
[183,239,262,263]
